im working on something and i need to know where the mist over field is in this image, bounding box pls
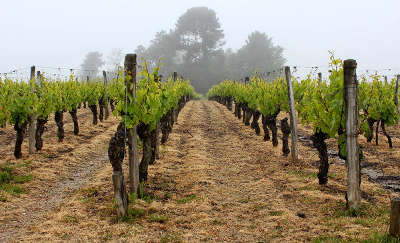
[1,0,400,92]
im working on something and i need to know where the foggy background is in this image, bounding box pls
[1,0,400,93]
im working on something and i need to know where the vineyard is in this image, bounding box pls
[1,54,400,242]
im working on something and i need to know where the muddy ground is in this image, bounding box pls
[0,101,399,242]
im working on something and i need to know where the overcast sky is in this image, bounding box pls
[1,0,400,77]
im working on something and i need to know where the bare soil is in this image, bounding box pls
[0,101,398,242]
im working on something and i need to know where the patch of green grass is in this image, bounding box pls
[149,213,168,223]
[0,194,7,202]
[63,215,79,224]
[102,232,113,241]
[16,160,32,168]
[333,204,369,218]
[138,182,152,204]
[121,207,146,224]
[361,233,400,243]
[288,169,318,179]
[12,174,32,183]
[177,194,196,204]
[0,163,32,195]
[160,232,183,243]
[0,184,24,195]
[329,173,338,178]
[354,218,369,227]
[269,210,284,216]
[375,188,387,196]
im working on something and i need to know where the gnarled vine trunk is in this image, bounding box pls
[381,121,393,148]
[311,130,329,185]
[160,113,169,144]
[366,117,376,143]
[262,114,270,141]
[108,123,128,217]
[281,118,291,156]
[89,104,98,125]
[137,122,152,182]
[69,108,79,135]
[55,111,64,142]
[35,117,48,151]
[266,111,279,147]
[110,99,115,112]
[99,97,105,122]
[227,97,233,111]
[150,127,157,165]
[242,105,246,123]
[251,110,261,135]
[14,121,28,159]
[244,107,252,126]
[376,120,380,145]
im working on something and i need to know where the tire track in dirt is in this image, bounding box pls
[0,121,118,243]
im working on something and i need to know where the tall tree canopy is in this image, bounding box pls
[136,7,286,93]
[175,7,225,64]
[80,51,105,79]
[228,31,286,78]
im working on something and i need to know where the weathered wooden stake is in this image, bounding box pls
[395,75,400,117]
[155,75,161,159]
[173,72,177,82]
[125,54,140,195]
[245,77,249,84]
[318,72,322,82]
[103,71,110,120]
[29,66,36,154]
[37,71,41,86]
[390,197,400,237]
[284,66,298,162]
[343,59,361,209]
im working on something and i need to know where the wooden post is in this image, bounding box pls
[395,75,400,117]
[36,71,41,86]
[284,66,298,162]
[318,72,322,82]
[245,77,249,84]
[384,76,388,84]
[103,71,110,120]
[125,54,140,195]
[173,72,177,82]
[29,66,36,154]
[155,75,161,159]
[390,197,400,237]
[343,59,361,209]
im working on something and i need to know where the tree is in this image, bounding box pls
[80,51,105,80]
[231,31,286,78]
[106,49,123,72]
[175,7,225,64]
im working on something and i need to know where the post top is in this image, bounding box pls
[125,54,137,64]
[392,197,400,202]
[343,59,357,68]
[285,66,290,72]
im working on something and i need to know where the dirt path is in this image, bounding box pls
[8,100,393,242]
